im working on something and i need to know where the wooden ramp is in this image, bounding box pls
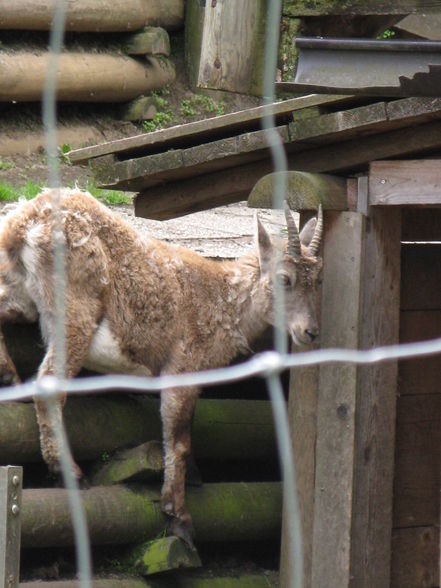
[69,95,441,219]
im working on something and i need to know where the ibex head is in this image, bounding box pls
[255,204,323,346]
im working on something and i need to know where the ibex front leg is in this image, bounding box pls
[160,386,199,546]
[34,298,101,480]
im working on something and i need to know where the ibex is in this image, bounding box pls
[0,188,323,545]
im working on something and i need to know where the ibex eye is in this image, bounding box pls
[276,273,292,287]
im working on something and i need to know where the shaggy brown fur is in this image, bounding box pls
[0,188,322,544]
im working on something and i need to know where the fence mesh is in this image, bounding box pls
[1,2,440,588]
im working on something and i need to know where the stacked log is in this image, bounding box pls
[0,0,184,32]
[0,1,181,103]
[0,53,175,103]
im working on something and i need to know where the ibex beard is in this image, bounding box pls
[0,188,322,546]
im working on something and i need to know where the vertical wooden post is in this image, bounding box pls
[311,211,365,587]
[349,208,401,587]
[0,466,22,588]
[280,211,320,588]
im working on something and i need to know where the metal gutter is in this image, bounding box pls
[277,37,441,97]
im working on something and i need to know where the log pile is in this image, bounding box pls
[0,329,280,584]
[0,1,183,104]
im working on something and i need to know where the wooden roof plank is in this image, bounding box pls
[134,119,441,219]
[289,97,441,146]
[92,126,290,191]
[68,94,353,164]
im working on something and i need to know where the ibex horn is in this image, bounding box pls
[284,202,301,257]
[308,204,323,256]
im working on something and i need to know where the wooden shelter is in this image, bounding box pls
[68,92,441,587]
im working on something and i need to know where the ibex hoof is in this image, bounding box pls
[167,516,195,548]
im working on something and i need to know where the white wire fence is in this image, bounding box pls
[1,2,441,588]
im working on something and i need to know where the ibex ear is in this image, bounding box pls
[299,217,317,248]
[255,214,273,273]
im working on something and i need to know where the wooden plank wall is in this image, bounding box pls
[391,210,441,588]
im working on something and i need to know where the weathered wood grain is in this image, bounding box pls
[286,119,441,174]
[289,98,441,145]
[311,212,365,588]
[391,526,439,588]
[197,0,267,95]
[350,208,401,588]
[369,160,441,206]
[0,466,22,588]
[133,119,441,219]
[69,95,352,163]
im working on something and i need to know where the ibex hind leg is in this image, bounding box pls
[0,286,38,386]
[34,299,102,481]
[160,387,199,547]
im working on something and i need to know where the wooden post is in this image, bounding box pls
[196,0,267,95]
[0,466,22,588]
[311,211,365,587]
[349,208,401,587]
[281,205,401,587]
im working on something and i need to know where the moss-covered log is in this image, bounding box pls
[125,536,202,575]
[0,53,175,102]
[0,0,184,31]
[21,482,282,547]
[248,171,348,211]
[0,397,276,463]
[124,27,170,56]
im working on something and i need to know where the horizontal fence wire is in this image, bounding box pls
[1,2,440,588]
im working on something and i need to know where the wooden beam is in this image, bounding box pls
[311,212,365,587]
[289,98,441,145]
[369,160,441,206]
[134,119,441,219]
[247,171,348,210]
[282,0,441,16]
[0,466,22,588]
[69,95,352,164]
[286,119,441,174]
[350,208,401,587]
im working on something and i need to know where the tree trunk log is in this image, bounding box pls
[21,482,282,547]
[20,572,276,587]
[0,53,175,102]
[0,0,184,31]
[0,396,276,463]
